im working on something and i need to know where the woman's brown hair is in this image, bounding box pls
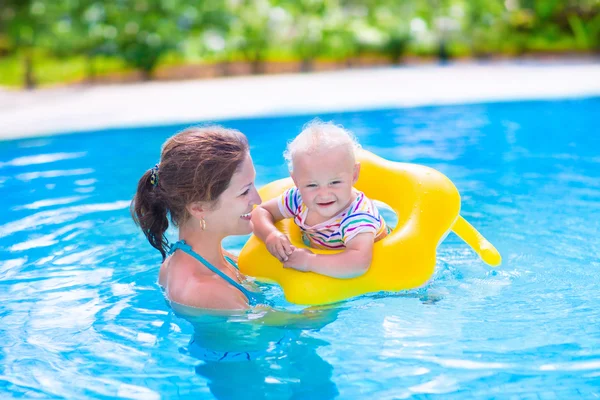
[131,126,249,259]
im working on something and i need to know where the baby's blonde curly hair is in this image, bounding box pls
[283,119,361,171]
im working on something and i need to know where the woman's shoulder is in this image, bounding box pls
[161,253,248,310]
[171,277,249,311]
[160,251,205,291]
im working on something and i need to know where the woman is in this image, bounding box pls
[131,126,341,395]
[131,126,263,310]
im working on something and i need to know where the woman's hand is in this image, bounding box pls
[283,248,314,272]
[265,231,294,262]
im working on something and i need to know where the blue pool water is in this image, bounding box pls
[1,97,599,399]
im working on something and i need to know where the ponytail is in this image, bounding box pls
[131,169,170,260]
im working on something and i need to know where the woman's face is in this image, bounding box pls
[204,154,262,236]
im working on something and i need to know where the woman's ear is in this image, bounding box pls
[186,201,205,220]
[353,162,361,184]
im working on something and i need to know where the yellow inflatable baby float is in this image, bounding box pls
[239,150,501,305]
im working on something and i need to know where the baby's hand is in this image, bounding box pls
[283,248,314,272]
[265,231,294,262]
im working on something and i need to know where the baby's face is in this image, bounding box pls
[291,147,359,221]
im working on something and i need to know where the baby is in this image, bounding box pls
[251,120,389,278]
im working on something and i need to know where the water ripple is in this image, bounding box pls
[0,201,130,238]
[0,152,86,168]
[13,196,89,211]
[15,168,94,182]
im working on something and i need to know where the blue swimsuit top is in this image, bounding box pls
[169,240,265,306]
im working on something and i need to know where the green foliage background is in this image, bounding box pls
[1,0,598,88]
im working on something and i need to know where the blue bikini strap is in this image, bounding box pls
[169,240,257,301]
[224,255,239,270]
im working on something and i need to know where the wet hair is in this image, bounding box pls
[131,126,249,260]
[283,119,361,171]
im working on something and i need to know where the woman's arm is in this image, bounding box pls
[283,233,375,278]
[169,278,339,329]
[249,304,341,330]
[170,278,250,311]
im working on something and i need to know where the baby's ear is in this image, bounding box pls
[353,162,361,183]
[290,171,298,187]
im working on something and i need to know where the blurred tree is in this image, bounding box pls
[319,2,364,66]
[1,0,600,88]
[562,0,600,50]
[0,0,54,88]
[499,0,600,54]
[346,4,385,65]
[280,0,341,72]
[462,0,505,58]
[104,0,188,80]
[418,0,455,62]
[368,0,414,63]
[48,0,114,82]
[191,1,245,76]
[225,0,281,75]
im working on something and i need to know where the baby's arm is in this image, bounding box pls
[283,232,375,278]
[251,198,294,261]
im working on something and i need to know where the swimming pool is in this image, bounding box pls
[1,97,599,398]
